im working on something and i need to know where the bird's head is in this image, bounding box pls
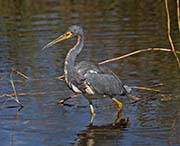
[42,25,83,50]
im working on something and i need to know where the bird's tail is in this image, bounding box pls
[123,85,132,94]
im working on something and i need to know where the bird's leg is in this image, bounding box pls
[58,93,81,104]
[89,101,95,124]
[113,110,123,125]
[111,97,122,112]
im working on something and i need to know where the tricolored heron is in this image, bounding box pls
[42,25,131,122]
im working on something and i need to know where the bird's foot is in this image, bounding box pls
[58,96,72,105]
[113,111,122,125]
[113,117,129,127]
[58,94,81,105]
[58,99,65,104]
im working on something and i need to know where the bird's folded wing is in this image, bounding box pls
[84,73,126,96]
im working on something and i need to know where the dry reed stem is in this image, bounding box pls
[12,70,29,80]
[1,70,29,107]
[178,0,180,31]
[0,87,159,102]
[165,1,180,144]
[99,48,180,65]
[1,70,31,107]
[10,72,23,107]
[0,92,47,98]
[57,48,180,80]
[130,86,161,93]
[165,0,180,69]
[149,83,164,88]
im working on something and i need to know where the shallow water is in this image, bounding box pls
[0,0,180,146]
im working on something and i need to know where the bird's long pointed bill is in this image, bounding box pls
[42,32,72,50]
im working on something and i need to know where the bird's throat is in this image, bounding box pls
[64,35,84,84]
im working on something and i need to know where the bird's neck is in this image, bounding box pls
[64,35,84,83]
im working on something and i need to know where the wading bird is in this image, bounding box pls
[42,25,131,122]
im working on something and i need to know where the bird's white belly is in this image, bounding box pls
[71,84,82,93]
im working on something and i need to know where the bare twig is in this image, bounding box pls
[165,0,180,68]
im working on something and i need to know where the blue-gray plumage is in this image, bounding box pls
[42,25,131,123]
[75,61,128,95]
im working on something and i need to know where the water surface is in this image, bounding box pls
[0,0,180,146]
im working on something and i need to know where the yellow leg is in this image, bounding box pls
[112,97,122,111]
[113,111,123,125]
[90,104,95,115]
[89,103,95,124]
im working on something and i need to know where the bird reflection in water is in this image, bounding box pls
[74,111,129,146]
